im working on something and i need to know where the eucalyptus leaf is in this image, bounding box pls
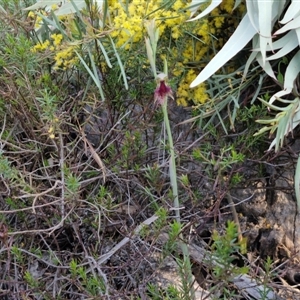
[56,0,104,15]
[55,1,86,15]
[280,0,300,24]
[109,36,128,90]
[75,50,105,101]
[243,35,260,78]
[188,0,222,22]
[96,39,112,68]
[296,27,300,45]
[256,52,277,80]
[187,0,209,18]
[268,99,300,150]
[254,30,297,52]
[269,50,300,103]
[275,14,300,35]
[266,34,299,61]
[258,1,274,64]
[269,90,293,104]
[24,0,103,15]
[23,0,60,10]
[190,14,256,87]
[233,0,242,11]
[245,0,259,32]
[283,50,300,90]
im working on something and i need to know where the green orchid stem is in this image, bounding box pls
[145,19,194,297]
[162,101,195,300]
[161,103,179,218]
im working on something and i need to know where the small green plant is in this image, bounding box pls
[11,246,24,264]
[64,166,81,198]
[70,258,78,279]
[69,258,106,296]
[85,274,106,296]
[192,145,245,176]
[96,185,114,210]
[209,221,249,298]
[0,154,18,180]
[147,283,182,300]
[260,256,275,300]
[145,163,162,191]
[120,131,147,169]
[5,157,31,207]
[163,220,182,256]
[24,270,40,289]
[36,89,58,121]
[230,172,243,185]
[153,206,168,233]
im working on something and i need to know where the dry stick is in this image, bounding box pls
[0,199,63,214]
[216,173,243,245]
[5,209,73,236]
[58,132,65,218]
[0,112,6,140]
[90,214,158,269]
[226,192,243,244]
[19,180,61,214]
[81,134,106,183]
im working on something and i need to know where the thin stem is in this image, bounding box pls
[162,101,195,299]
